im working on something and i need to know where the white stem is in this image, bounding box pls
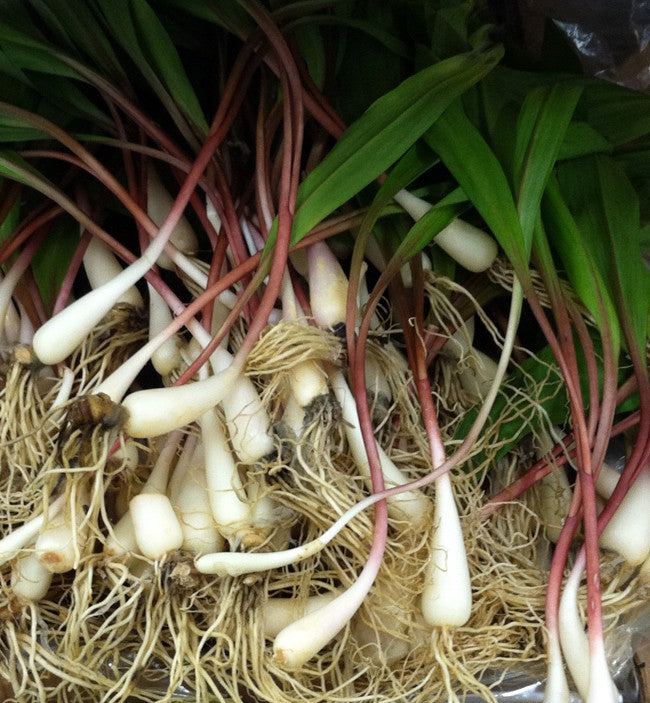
[172,464,224,556]
[421,472,472,626]
[543,633,570,703]
[0,495,65,566]
[109,440,140,471]
[210,347,274,464]
[17,302,34,345]
[33,255,152,365]
[273,559,379,668]
[147,283,182,376]
[534,429,573,544]
[307,241,348,329]
[83,236,143,307]
[130,493,184,560]
[122,363,240,438]
[398,251,431,288]
[364,355,392,406]
[330,370,430,526]
[282,394,305,437]
[263,592,340,639]
[195,492,375,577]
[596,461,650,565]
[0,262,30,341]
[587,640,622,703]
[105,510,138,557]
[35,493,89,574]
[167,434,199,505]
[0,271,20,343]
[200,407,251,542]
[559,562,590,699]
[147,163,198,270]
[559,555,620,703]
[11,552,53,603]
[393,189,498,273]
[50,367,75,409]
[142,429,183,494]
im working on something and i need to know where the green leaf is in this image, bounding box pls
[93,0,206,146]
[542,174,620,353]
[130,0,208,133]
[30,215,78,313]
[27,0,125,82]
[596,156,650,358]
[0,195,20,245]
[584,81,650,147]
[512,83,582,247]
[424,98,527,274]
[557,122,611,160]
[0,22,81,78]
[288,45,503,249]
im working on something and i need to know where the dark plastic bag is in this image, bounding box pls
[526,0,650,92]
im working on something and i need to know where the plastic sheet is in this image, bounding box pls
[528,0,650,93]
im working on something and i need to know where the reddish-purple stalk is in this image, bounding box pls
[201,234,230,333]
[255,88,281,234]
[522,267,619,685]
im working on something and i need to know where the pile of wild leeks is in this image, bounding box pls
[0,1,649,702]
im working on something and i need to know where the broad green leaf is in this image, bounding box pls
[0,195,20,245]
[93,0,205,147]
[0,23,81,78]
[289,46,503,248]
[596,156,650,358]
[27,0,125,82]
[512,83,582,247]
[424,98,526,274]
[130,0,208,133]
[31,215,79,313]
[584,82,650,146]
[158,0,253,39]
[361,139,440,241]
[292,23,326,89]
[557,122,611,160]
[542,174,620,353]
[558,155,650,359]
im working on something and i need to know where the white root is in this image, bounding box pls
[11,552,53,603]
[421,472,472,627]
